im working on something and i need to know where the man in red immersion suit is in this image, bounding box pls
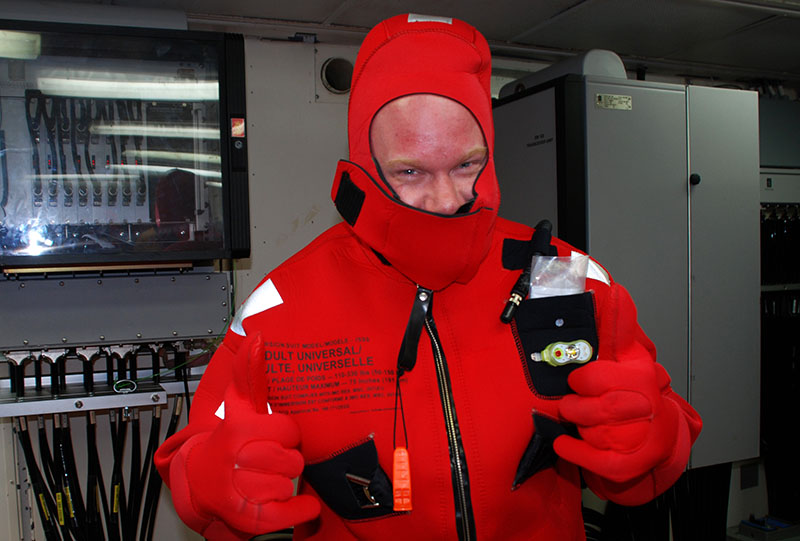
[155,13,702,541]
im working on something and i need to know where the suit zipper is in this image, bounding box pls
[425,316,475,541]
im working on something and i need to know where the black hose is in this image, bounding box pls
[16,417,63,541]
[84,411,106,540]
[37,415,71,540]
[142,396,183,541]
[53,414,85,541]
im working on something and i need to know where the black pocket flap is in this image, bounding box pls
[513,412,579,488]
[304,438,395,520]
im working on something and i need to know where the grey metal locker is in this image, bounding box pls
[686,85,760,467]
[494,62,760,468]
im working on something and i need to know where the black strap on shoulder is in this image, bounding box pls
[500,220,555,324]
[502,219,557,270]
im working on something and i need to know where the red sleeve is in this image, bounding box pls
[582,280,703,505]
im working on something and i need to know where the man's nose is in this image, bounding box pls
[424,173,470,215]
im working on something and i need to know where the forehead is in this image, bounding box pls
[373,93,472,121]
[370,94,483,142]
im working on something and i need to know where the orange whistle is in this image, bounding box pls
[392,446,412,512]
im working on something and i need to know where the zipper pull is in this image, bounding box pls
[397,286,432,376]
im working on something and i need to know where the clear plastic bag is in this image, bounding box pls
[529,254,589,298]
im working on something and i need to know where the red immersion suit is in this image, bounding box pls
[155,13,702,541]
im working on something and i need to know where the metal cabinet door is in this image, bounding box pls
[687,85,760,467]
[584,79,690,401]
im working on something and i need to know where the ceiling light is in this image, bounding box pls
[0,30,41,60]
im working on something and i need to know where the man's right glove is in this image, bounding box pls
[553,356,691,504]
[169,333,320,540]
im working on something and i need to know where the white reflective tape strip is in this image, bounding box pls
[571,251,611,286]
[408,14,453,24]
[230,278,284,337]
[213,399,272,418]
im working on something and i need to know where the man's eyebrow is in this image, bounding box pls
[384,157,424,169]
[384,146,488,169]
[462,146,489,161]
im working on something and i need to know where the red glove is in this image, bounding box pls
[169,333,320,540]
[554,357,691,501]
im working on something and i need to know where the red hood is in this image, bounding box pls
[331,14,499,291]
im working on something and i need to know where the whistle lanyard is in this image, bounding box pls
[392,286,432,513]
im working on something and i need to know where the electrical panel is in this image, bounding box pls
[0,20,250,269]
[0,18,252,540]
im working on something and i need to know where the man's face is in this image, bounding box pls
[370,94,488,215]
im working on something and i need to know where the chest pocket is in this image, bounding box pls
[512,291,598,398]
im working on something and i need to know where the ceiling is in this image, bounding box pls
[30,0,800,89]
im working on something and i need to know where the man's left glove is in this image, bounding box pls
[553,357,691,501]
